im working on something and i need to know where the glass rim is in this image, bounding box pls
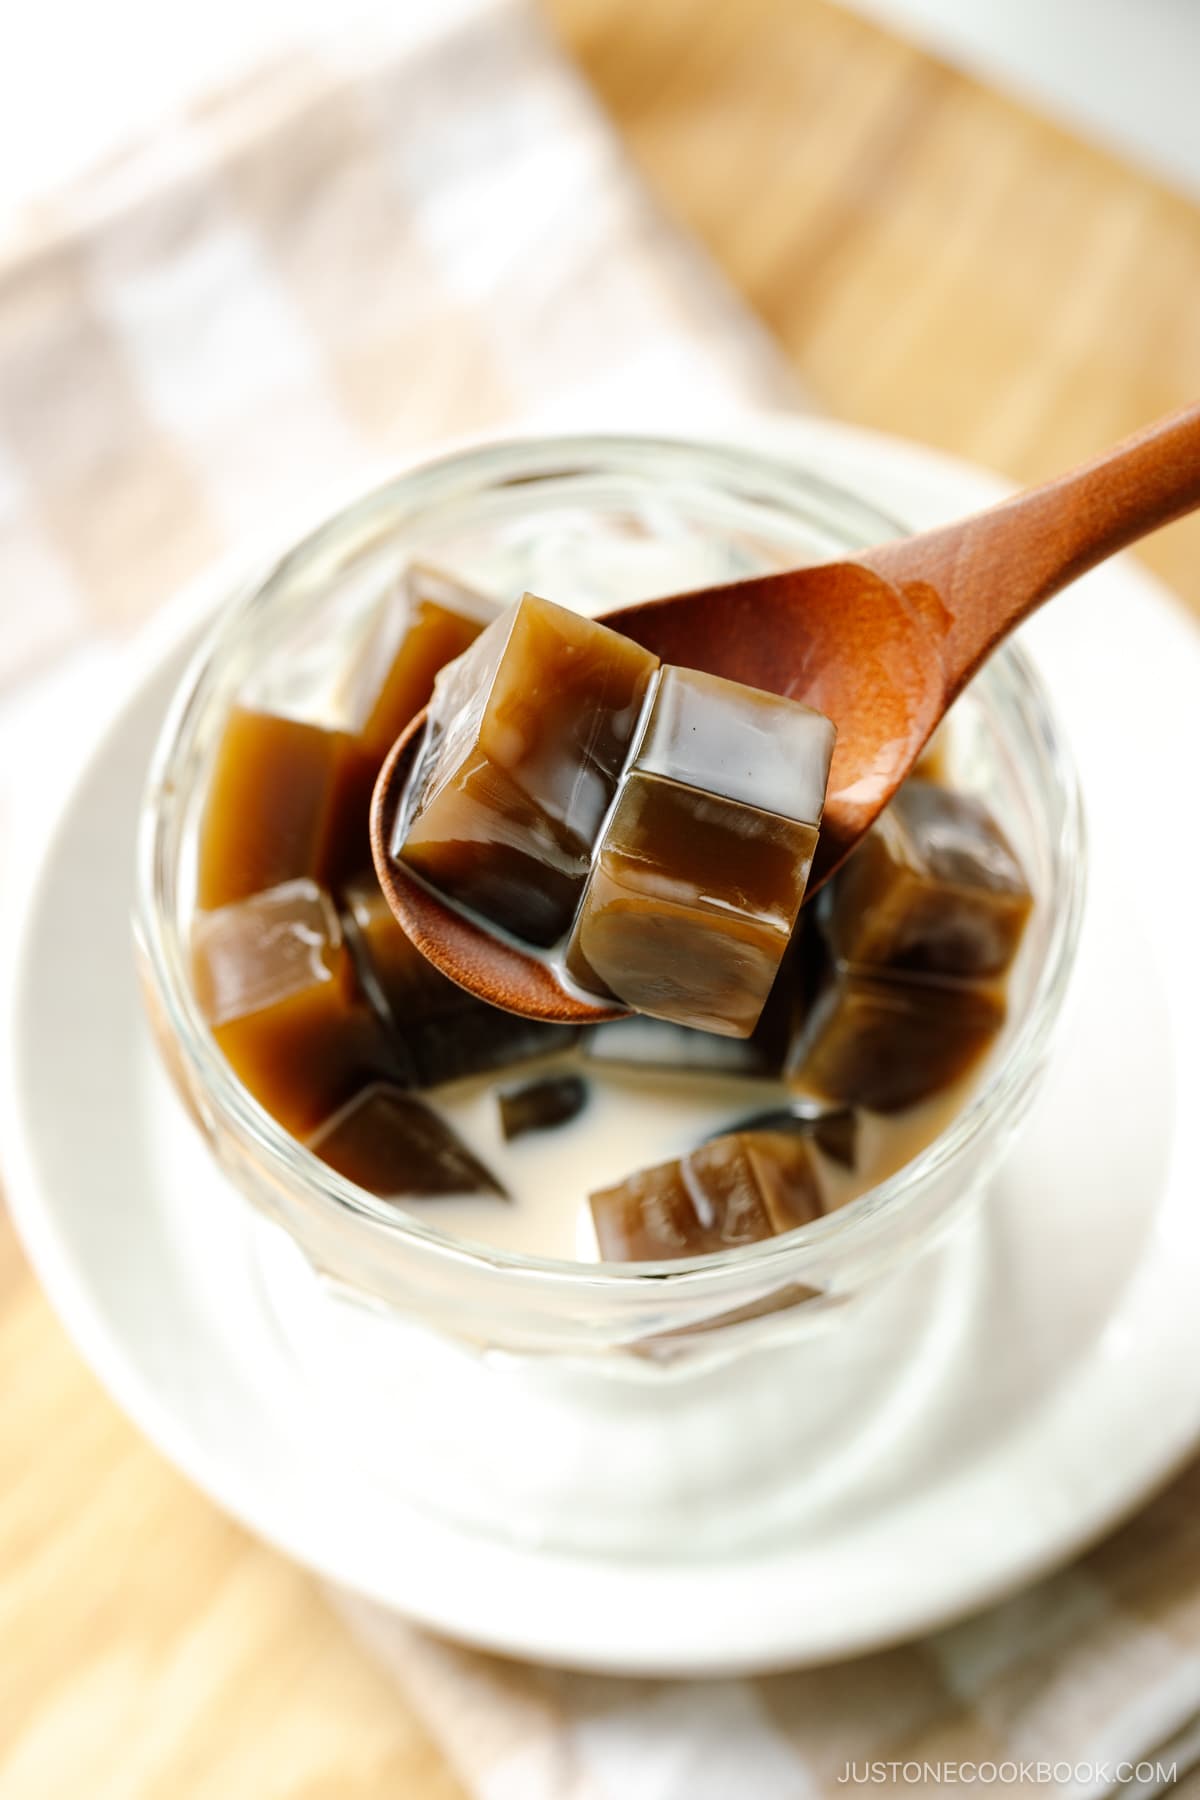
[136,429,1086,1296]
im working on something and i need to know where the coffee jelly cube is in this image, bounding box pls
[825,779,1032,979]
[566,666,834,1035]
[341,873,474,1028]
[787,961,1006,1113]
[340,873,576,1085]
[498,1074,589,1141]
[709,1103,859,1171]
[346,563,498,758]
[635,664,836,825]
[192,879,393,1135]
[566,778,818,1039]
[750,904,834,1070]
[590,1129,824,1262]
[808,1107,858,1170]
[196,706,375,909]
[413,1007,579,1089]
[307,1083,504,1199]
[395,593,659,946]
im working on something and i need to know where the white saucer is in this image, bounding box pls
[4,419,1200,1675]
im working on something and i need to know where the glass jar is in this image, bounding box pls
[136,434,1084,1556]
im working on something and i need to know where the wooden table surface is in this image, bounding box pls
[4,3,1200,1796]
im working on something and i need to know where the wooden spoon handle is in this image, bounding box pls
[861,400,1200,700]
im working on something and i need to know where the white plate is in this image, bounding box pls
[4,419,1200,1675]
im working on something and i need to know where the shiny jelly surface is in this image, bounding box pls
[567,771,819,1036]
[823,779,1033,978]
[192,879,397,1137]
[183,563,1032,1264]
[590,1129,825,1260]
[396,593,658,946]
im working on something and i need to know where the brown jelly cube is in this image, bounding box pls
[307,1083,504,1199]
[412,1006,578,1088]
[568,667,833,1036]
[635,664,835,826]
[567,772,819,1038]
[395,593,658,946]
[825,780,1033,979]
[810,1107,858,1170]
[341,874,577,1085]
[498,1074,588,1141]
[346,563,498,758]
[192,880,394,1135]
[787,961,1006,1113]
[341,873,474,1026]
[322,743,385,889]
[196,706,375,909]
[751,906,833,1071]
[590,1130,824,1262]
[710,1103,859,1171]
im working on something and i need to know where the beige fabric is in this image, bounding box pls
[0,1,789,689]
[1,4,1198,1795]
[337,1479,1200,1800]
[332,1461,1200,1800]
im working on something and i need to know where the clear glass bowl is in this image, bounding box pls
[136,433,1085,1554]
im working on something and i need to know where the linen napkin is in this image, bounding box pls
[0,0,790,695]
[1,4,1199,1797]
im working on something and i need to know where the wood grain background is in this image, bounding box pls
[551,0,1200,622]
[3,1,1199,1794]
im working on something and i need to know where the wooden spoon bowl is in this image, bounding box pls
[371,717,626,1025]
[373,402,1200,1022]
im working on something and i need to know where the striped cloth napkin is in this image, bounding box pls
[0,0,788,695]
[2,3,1200,1796]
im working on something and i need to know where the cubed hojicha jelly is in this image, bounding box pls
[567,774,815,1037]
[413,1010,579,1088]
[341,872,578,1086]
[179,544,1036,1272]
[344,563,498,759]
[498,1074,589,1142]
[192,879,396,1136]
[710,1102,859,1171]
[635,663,835,825]
[307,1083,504,1199]
[750,905,835,1064]
[582,912,811,1075]
[196,706,377,910]
[566,667,835,1037]
[394,593,659,946]
[341,872,475,1030]
[590,1129,825,1261]
[786,960,1006,1113]
[197,569,498,912]
[823,779,1033,979]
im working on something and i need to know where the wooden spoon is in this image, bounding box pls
[372,402,1200,1024]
